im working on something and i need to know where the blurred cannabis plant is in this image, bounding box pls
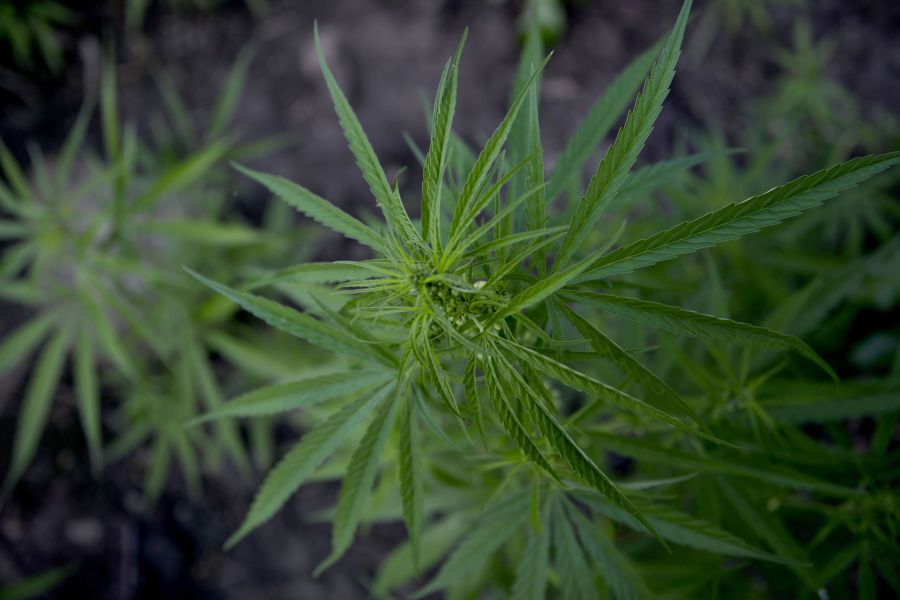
[0,51,298,502]
[190,0,899,595]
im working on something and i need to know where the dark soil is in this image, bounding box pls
[1,0,899,597]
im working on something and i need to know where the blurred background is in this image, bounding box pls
[0,0,898,598]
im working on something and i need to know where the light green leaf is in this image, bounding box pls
[398,388,425,568]
[558,301,697,422]
[2,322,74,495]
[484,250,598,328]
[422,32,466,248]
[246,261,385,289]
[588,432,856,497]
[74,325,102,473]
[209,45,254,138]
[760,378,900,423]
[314,23,421,250]
[0,311,57,377]
[134,140,231,212]
[501,340,701,437]
[235,164,389,254]
[511,516,551,600]
[546,40,660,202]
[553,501,595,600]
[316,384,401,574]
[716,477,818,588]
[566,291,836,379]
[187,269,394,366]
[570,507,654,600]
[143,219,262,246]
[583,494,790,563]
[520,374,660,543]
[190,370,393,423]
[448,53,551,240]
[373,516,465,597]
[225,384,391,548]
[484,359,558,480]
[555,0,693,267]
[578,152,900,281]
[416,493,530,597]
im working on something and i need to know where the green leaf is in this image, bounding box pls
[582,494,790,563]
[760,378,900,423]
[316,384,401,574]
[235,164,389,254]
[578,152,900,281]
[484,359,558,480]
[143,219,262,246]
[74,325,102,473]
[558,301,698,422]
[78,288,139,381]
[511,516,551,600]
[570,507,654,600]
[373,516,466,597]
[190,370,394,423]
[553,501,595,600]
[415,493,530,597]
[484,251,598,329]
[247,261,385,289]
[187,269,394,366]
[448,53,551,240]
[566,291,836,379]
[209,45,254,138]
[134,140,231,212]
[716,478,818,588]
[519,373,661,543]
[555,0,693,267]
[546,40,660,202]
[314,23,421,250]
[2,322,73,495]
[588,432,856,497]
[612,150,734,211]
[422,32,466,248]
[0,311,57,377]
[397,388,425,569]
[501,340,702,436]
[0,563,77,600]
[225,384,391,548]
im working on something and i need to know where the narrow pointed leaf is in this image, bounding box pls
[236,164,389,254]
[225,385,391,548]
[187,269,394,366]
[416,494,530,596]
[578,152,900,281]
[75,325,102,472]
[397,388,425,568]
[191,370,393,423]
[3,323,73,494]
[555,0,693,267]
[317,385,401,573]
[546,40,660,202]
[558,302,698,422]
[0,311,57,377]
[314,24,421,249]
[567,291,836,379]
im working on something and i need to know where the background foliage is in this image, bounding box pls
[1,0,898,598]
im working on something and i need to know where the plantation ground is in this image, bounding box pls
[1,0,898,597]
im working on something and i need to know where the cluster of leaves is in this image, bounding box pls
[188,1,900,596]
[0,52,312,503]
[0,0,74,73]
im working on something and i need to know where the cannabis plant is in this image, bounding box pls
[0,0,74,73]
[0,52,298,501]
[190,1,899,595]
